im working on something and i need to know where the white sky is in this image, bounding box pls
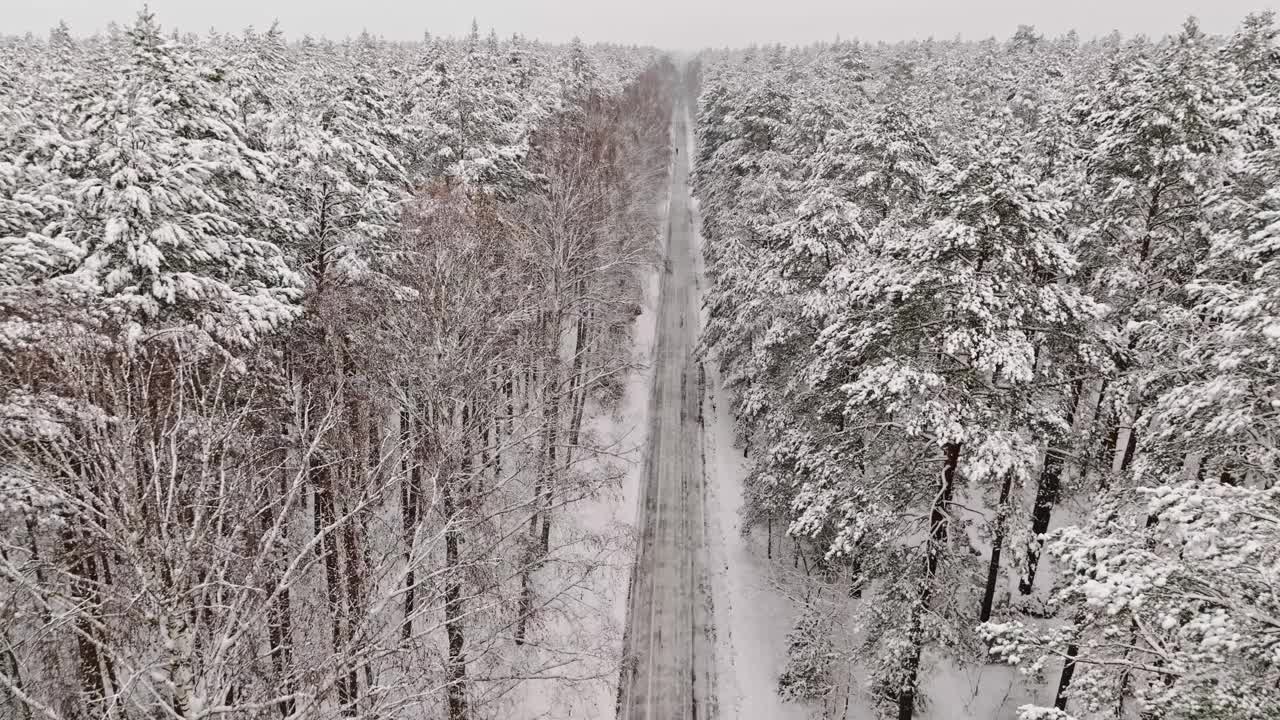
[3,0,1277,48]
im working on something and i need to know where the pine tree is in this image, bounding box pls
[69,11,301,348]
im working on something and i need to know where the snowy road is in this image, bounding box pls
[619,100,716,720]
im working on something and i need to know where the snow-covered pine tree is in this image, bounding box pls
[805,123,1105,716]
[69,11,301,348]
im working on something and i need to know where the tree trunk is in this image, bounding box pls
[502,370,515,479]
[341,507,363,713]
[564,304,593,469]
[515,388,547,646]
[401,406,420,643]
[345,352,371,711]
[928,443,959,578]
[266,584,294,719]
[1102,347,1139,491]
[442,473,469,720]
[767,516,773,560]
[1020,451,1062,596]
[313,456,354,714]
[1055,638,1079,710]
[1113,416,1142,711]
[265,425,296,719]
[1110,417,1137,478]
[514,562,533,646]
[1180,451,1205,482]
[979,470,1013,622]
[1022,381,1084,595]
[849,548,863,599]
[64,529,108,715]
[1059,376,1135,707]
[538,390,560,555]
[897,606,924,720]
[166,616,195,718]
[897,441,960,720]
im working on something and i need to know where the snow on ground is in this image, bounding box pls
[921,656,1041,720]
[699,362,815,720]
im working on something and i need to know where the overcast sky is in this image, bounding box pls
[4,0,1277,48]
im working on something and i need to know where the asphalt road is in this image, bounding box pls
[619,100,716,720]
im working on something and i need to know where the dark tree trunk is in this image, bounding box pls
[313,456,353,714]
[344,351,372,707]
[266,429,296,719]
[564,305,593,468]
[502,370,515,480]
[897,441,960,720]
[849,549,863,599]
[64,529,108,715]
[401,407,420,643]
[1021,451,1062,595]
[979,470,1013,622]
[442,472,469,720]
[767,516,773,560]
[1219,466,1238,486]
[538,388,560,555]
[1055,640,1078,710]
[514,562,533,647]
[515,391,547,646]
[1022,381,1084,594]
[266,585,294,719]
[928,443,959,576]
[897,607,924,720]
[341,508,363,713]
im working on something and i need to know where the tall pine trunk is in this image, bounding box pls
[1057,384,1140,708]
[538,383,561,555]
[264,422,296,719]
[1021,449,1062,595]
[341,506,363,713]
[516,340,560,644]
[564,304,593,468]
[313,456,354,714]
[1055,620,1081,711]
[67,531,108,715]
[401,405,420,643]
[897,441,960,720]
[897,606,926,720]
[441,469,469,720]
[979,470,1013,622]
[1021,381,1085,595]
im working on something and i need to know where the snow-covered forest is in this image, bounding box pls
[6,6,1280,720]
[0,12,674,720]
[691,12,1280,720]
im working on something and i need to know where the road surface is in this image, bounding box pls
[619,98,716,720]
